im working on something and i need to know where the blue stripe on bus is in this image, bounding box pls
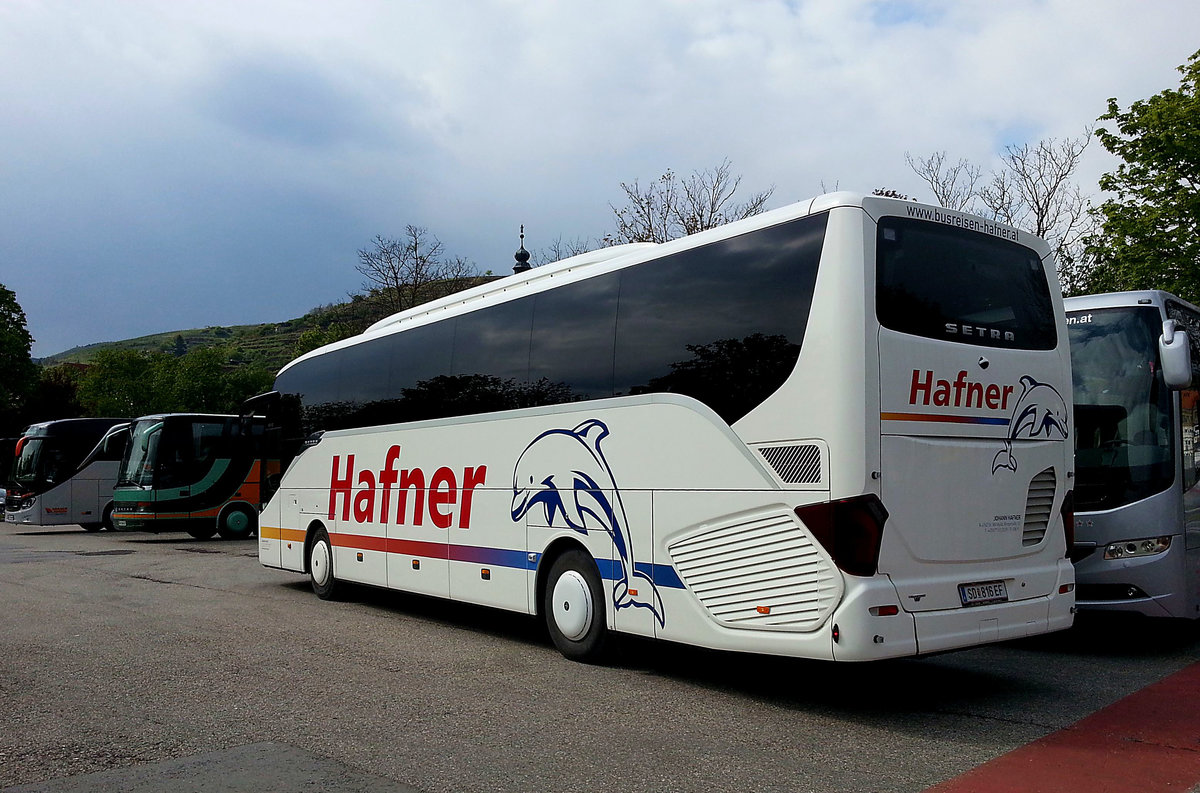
[449,547,685,589]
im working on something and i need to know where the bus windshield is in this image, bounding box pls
[1068,306,1173,511]
[119,420,163,487]
[12,437,77,487]
[119,417,233,489]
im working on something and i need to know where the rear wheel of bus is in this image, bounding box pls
[543,549,607,662]
[217,504,257,540]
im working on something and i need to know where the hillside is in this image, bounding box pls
[41,277,499,373]
[45,316,323,373]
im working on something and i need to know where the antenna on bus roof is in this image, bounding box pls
[513,225,532,274]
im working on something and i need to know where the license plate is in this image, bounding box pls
[959,580,1008,607]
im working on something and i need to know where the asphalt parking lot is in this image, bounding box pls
[2,523,1198,793]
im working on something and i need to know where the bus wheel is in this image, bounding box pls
[217,505,257,540]
[82,523,103,533]
[309,527,338,600]
[543,549,607,662]
[187,526,217,540]
[102,503,116,531]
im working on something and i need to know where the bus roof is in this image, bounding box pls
[279,191,1036,378]
[1065,290,1200,314]
[20,418,128,438]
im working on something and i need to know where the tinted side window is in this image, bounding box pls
[614,213,827,423]
[530,272,620,403]
[877,218,1057,350]
[275,351,343,435]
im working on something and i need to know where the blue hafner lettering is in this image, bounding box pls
[909,369,1016,410]
[328,445,487,529]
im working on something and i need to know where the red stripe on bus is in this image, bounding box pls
[925,661,1200,793]
[328,532,449,560]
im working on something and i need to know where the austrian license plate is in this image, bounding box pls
[959,580,1008,607]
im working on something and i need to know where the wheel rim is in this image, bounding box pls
[311,540,331,587]
[225,509,250,534]
[551,570,593,641]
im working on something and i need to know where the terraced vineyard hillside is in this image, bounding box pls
[42,277,496,373]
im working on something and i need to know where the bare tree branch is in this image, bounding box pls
[355,225,478,314]
[905,151,981,211]
[606,159,774,244]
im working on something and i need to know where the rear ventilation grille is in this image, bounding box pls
[1023,468,1056,546]
[757,444,822,485]
[667,511,843,632]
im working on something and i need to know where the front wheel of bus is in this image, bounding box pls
[543,549,607,663]
[217,505,257,540]
[309,527,338,600]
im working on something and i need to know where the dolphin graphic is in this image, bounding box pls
[992,375,1070,473]
[511,419,665,626]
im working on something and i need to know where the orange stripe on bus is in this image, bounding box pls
[260,526,306,543]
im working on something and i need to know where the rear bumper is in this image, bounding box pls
[912,587,1075,655]
[827,560,1074,660]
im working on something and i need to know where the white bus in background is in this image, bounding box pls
[5,418,130,531]
[1065,290,1200,619]
[258,192,1076,662]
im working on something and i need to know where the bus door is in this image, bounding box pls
[155,419,235,524]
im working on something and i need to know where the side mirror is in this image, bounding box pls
[1159,319,1193,389]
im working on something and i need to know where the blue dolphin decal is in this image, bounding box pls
[511,419,665,626]
[992,375,1069,474]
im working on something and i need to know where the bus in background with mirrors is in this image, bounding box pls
[259,191,1076,663]
[1065,290,1200,619]
[5,418,130,531]
[112,413,278,540]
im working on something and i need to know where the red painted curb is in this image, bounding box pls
[926,661,1200,793]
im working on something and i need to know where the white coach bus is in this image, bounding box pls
[1065,290,1200,619]
[5,418,130,531]
[258,192,1076,662]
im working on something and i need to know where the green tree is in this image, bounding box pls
[1087,50,1200,301]
[27,364,85,422]
[0,283,39,434]
[77,350,174,417]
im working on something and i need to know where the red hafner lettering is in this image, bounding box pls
[908,369,1015,410]
[327,446,487,529]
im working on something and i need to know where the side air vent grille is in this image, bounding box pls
[757,444,822,485]
[1023,467,1056,546]
[667,511,843,632]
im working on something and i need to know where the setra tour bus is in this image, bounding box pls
[258,191,1076,662]
[5,418,130,531]
[112,413,276,540]
[1065,290,1200,619]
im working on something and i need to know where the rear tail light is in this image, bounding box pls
[795,494,889,576]
[1061,488,1074,559]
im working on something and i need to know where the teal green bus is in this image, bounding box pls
[112,413,278,540]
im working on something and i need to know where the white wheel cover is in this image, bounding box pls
[551,570,594,641]
[311,540,331,586]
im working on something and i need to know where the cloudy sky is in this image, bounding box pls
[2,0,1197,358]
